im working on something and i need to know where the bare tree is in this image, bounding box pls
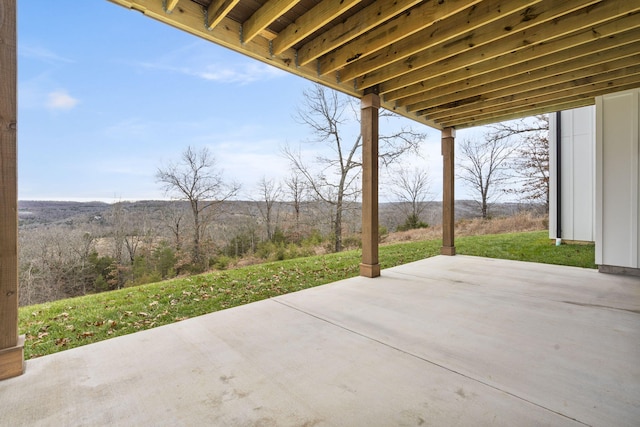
[123,206,153,264]
[488,115,550,211]
[284,84,425,252]
[387,166,432,230]
[283,172,307,233]
[107,201,126,265]
[458,135,517,219]
[161,202,186,252]
[19,227,98,303]
[255,176,282,241]
[156,146,240,268]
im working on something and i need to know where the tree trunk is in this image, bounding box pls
[334,198,343,253]
[191,200,201,266]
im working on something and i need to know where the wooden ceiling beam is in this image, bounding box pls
[440,80,640,129]
[391,18,640,106]
[164,0,180,13]
[242,0,299,44]
[271,0,361,56]
[206,0,241,30]
[363,0,623,91]
[339,0,546,83]
[317,0,480,76]
[434,75,640,125]
[404,29,640,113]
[296,0,420,67]
[427,62,640,122]
[360,0,600,89]
[444,99,596,129]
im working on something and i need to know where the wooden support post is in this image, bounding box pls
[360,91,380,277]
[0,0,24,380]
[441,127,456,256]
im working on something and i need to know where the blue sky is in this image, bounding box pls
[17,1,477,202]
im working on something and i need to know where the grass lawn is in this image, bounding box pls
[19,231,595,359]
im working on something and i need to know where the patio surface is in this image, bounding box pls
[1,255,639,426]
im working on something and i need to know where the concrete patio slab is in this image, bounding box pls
[0,256,638,426]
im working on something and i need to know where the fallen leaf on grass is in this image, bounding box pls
[55,338,70,346]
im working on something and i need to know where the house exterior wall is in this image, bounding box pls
[549,106,596,242]
[596,88,640,269]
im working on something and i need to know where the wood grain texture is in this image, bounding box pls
[360,93,380,277]
[0,0,23,382]
[0,0,19,351]
[441,129,456,256]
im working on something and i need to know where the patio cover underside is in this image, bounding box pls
[1,256,638,426]
[107,0,640,130]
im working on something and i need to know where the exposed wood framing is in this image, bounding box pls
[319,0,481,76]
[297,0,421,67]
[164,0,180,12]
[242,0,298,44]
[0,0,24,381]
[206,0,241,30]
[271,0,361,56]
[394,23,640,107]
[365,0,617,93]
[427,59,640,122]
[339,0,548,82]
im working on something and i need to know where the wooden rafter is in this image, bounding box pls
[206,0,241,30]
[389,15,640,105]
[360,0,615,91]
[449,99,596,128]
[338,0,548,83]
[318,0,481,76]
[427,60,640,121]
[296,0,421,67]
[409,39,640,115]
[271,0,361,56]
[242,0,298,44]
[165,0,180,12]
[407,28,640,111]
[442,79,640,128]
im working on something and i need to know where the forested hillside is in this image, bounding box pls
[18,199,544,306]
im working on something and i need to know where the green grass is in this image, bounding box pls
[456,231,597,269]
[19,231,594,359]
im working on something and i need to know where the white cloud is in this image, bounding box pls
[137,60,286,85]
[46,90,79,110]
[135,41,286,85]
[19,43,73,64]
[193,62,286,84]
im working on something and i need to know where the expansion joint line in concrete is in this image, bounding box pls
[271,298,591,427]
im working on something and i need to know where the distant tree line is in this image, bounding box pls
[17,87,548,306]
